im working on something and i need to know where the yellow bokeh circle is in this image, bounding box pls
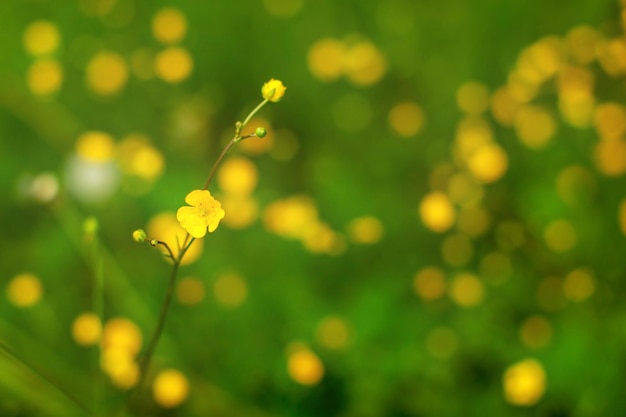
[418,192,456,233]
[502,359,546,406]
[155,47,193,83]
[27,59,63,95]
[76,131,115,162]
[287,348,324,385]
[86,51,128,96]
[72,312,102,346]
[23,20,60,56]
[153,369,190,408]
[217,156,258,195]
[152,8,187,45]
[388,101,425,138]
[7,273,43,307]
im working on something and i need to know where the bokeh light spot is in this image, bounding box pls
[544,219,577,253]
[343,40,387,86]
[347,216,384,245]
[503,359,546,406]
[426,327,458,358]
[213,273,248,308]
[456,205,490,237]
[287,347,324,385]
[419,192,456,233]
[220,195,259,229]
[6,273,43,307]
[307,38,346,81]
[153,369,189,408]
[594,138,626,176]
[155,47,193,83]
[593,102,626,140]
[456,81,490,115]
[263,0,304,18]
[413,267,446,301]
[72,312,102,346]
[519,315,552,349]
[441,233,473,266]
[27,58,63,96]
[466,143,508,184]
[449,273,484,307]
[176,277,206,305]
[23,21,60,56]
[514,105,556,149]
[102,317,143,356]
[86,51,128,96]
[217,156,258,196]
[563,268,595,302]
[152,7,187,45]
[316,316,351,349]
[491,87,521,126]
[388,101,425,138]
[76,131,115,162]
[565,25,600,64]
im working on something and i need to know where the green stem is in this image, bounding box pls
[241,98,269,128]
[203,138,236,190]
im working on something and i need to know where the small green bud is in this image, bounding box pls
[150,239,158,247]
[235,121,243,130]
[132,229,147,242]
[255,127,267,138]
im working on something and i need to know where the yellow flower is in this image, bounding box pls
[176,190,225,238]
[262,78,286,102]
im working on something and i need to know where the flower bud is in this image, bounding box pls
[255,127,267,138]
[261,79,286,102]
[132,229,147,242]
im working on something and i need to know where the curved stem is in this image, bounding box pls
[203,138,236,190]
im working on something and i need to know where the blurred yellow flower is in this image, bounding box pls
[262,78,286,102]
[176,190,225,238]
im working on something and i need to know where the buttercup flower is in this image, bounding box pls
[262,79,286,102]
[176,190,225,238]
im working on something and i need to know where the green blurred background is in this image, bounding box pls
[2,0,626,415]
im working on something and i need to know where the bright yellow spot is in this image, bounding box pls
[479,252,512,285]
[426,327,458,358]
[76,131,115,162]
[555,165,596,206]
[176,277,205,305]
[466,143,508,184]
[86,51,128,96]
[413,267,446,301]
[155,47,193,83]
[558,94,595,128]
[388,101,425,137]
[566,25,600,64]
[152,8,187,45]
[519,315,552,349]
[537,277,566,311]
[454,117,494,160]
[72,312,102,346]
[503,359,546,406]
[347,216,384,244]
[220,195,258,229]
[491,87,521,127]
[450,273,484,307]
[217,157,258,196]
[287,347,324,385]
[263,195,319,240]
[261,78,287,102]
[563,268,595,302]
[525,37,564,80]
[514,105,556,149]
[594,138,626,176]
[544,219,576,253]
[147,212,203,265]
[596,37,626,77]
[594,102,626,140]
[101,347,138,389]
[238,117,275,154]
[456,81,490,115]
[343,40,387,86]
[116,134,165,181]
[446,171,484,205]
[27,58,63,96]
[263,0,304,17]
[457,205,490,237]
[152,369,189,408]
[418,192,456,233]
[558,65,594,102]
[495,220,526,251]
[441,233,473,266]
[6,273,42,307]
[303,222,344,255]
[102,318,143,356]
[23,21,60,56]
[316,316,350,349]
[213,273,247,308]
[307,38,346,82]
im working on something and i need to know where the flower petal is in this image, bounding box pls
[184,189,212,206]
[176,206,208,238]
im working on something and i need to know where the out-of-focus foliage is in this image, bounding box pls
[1,0,626,416]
